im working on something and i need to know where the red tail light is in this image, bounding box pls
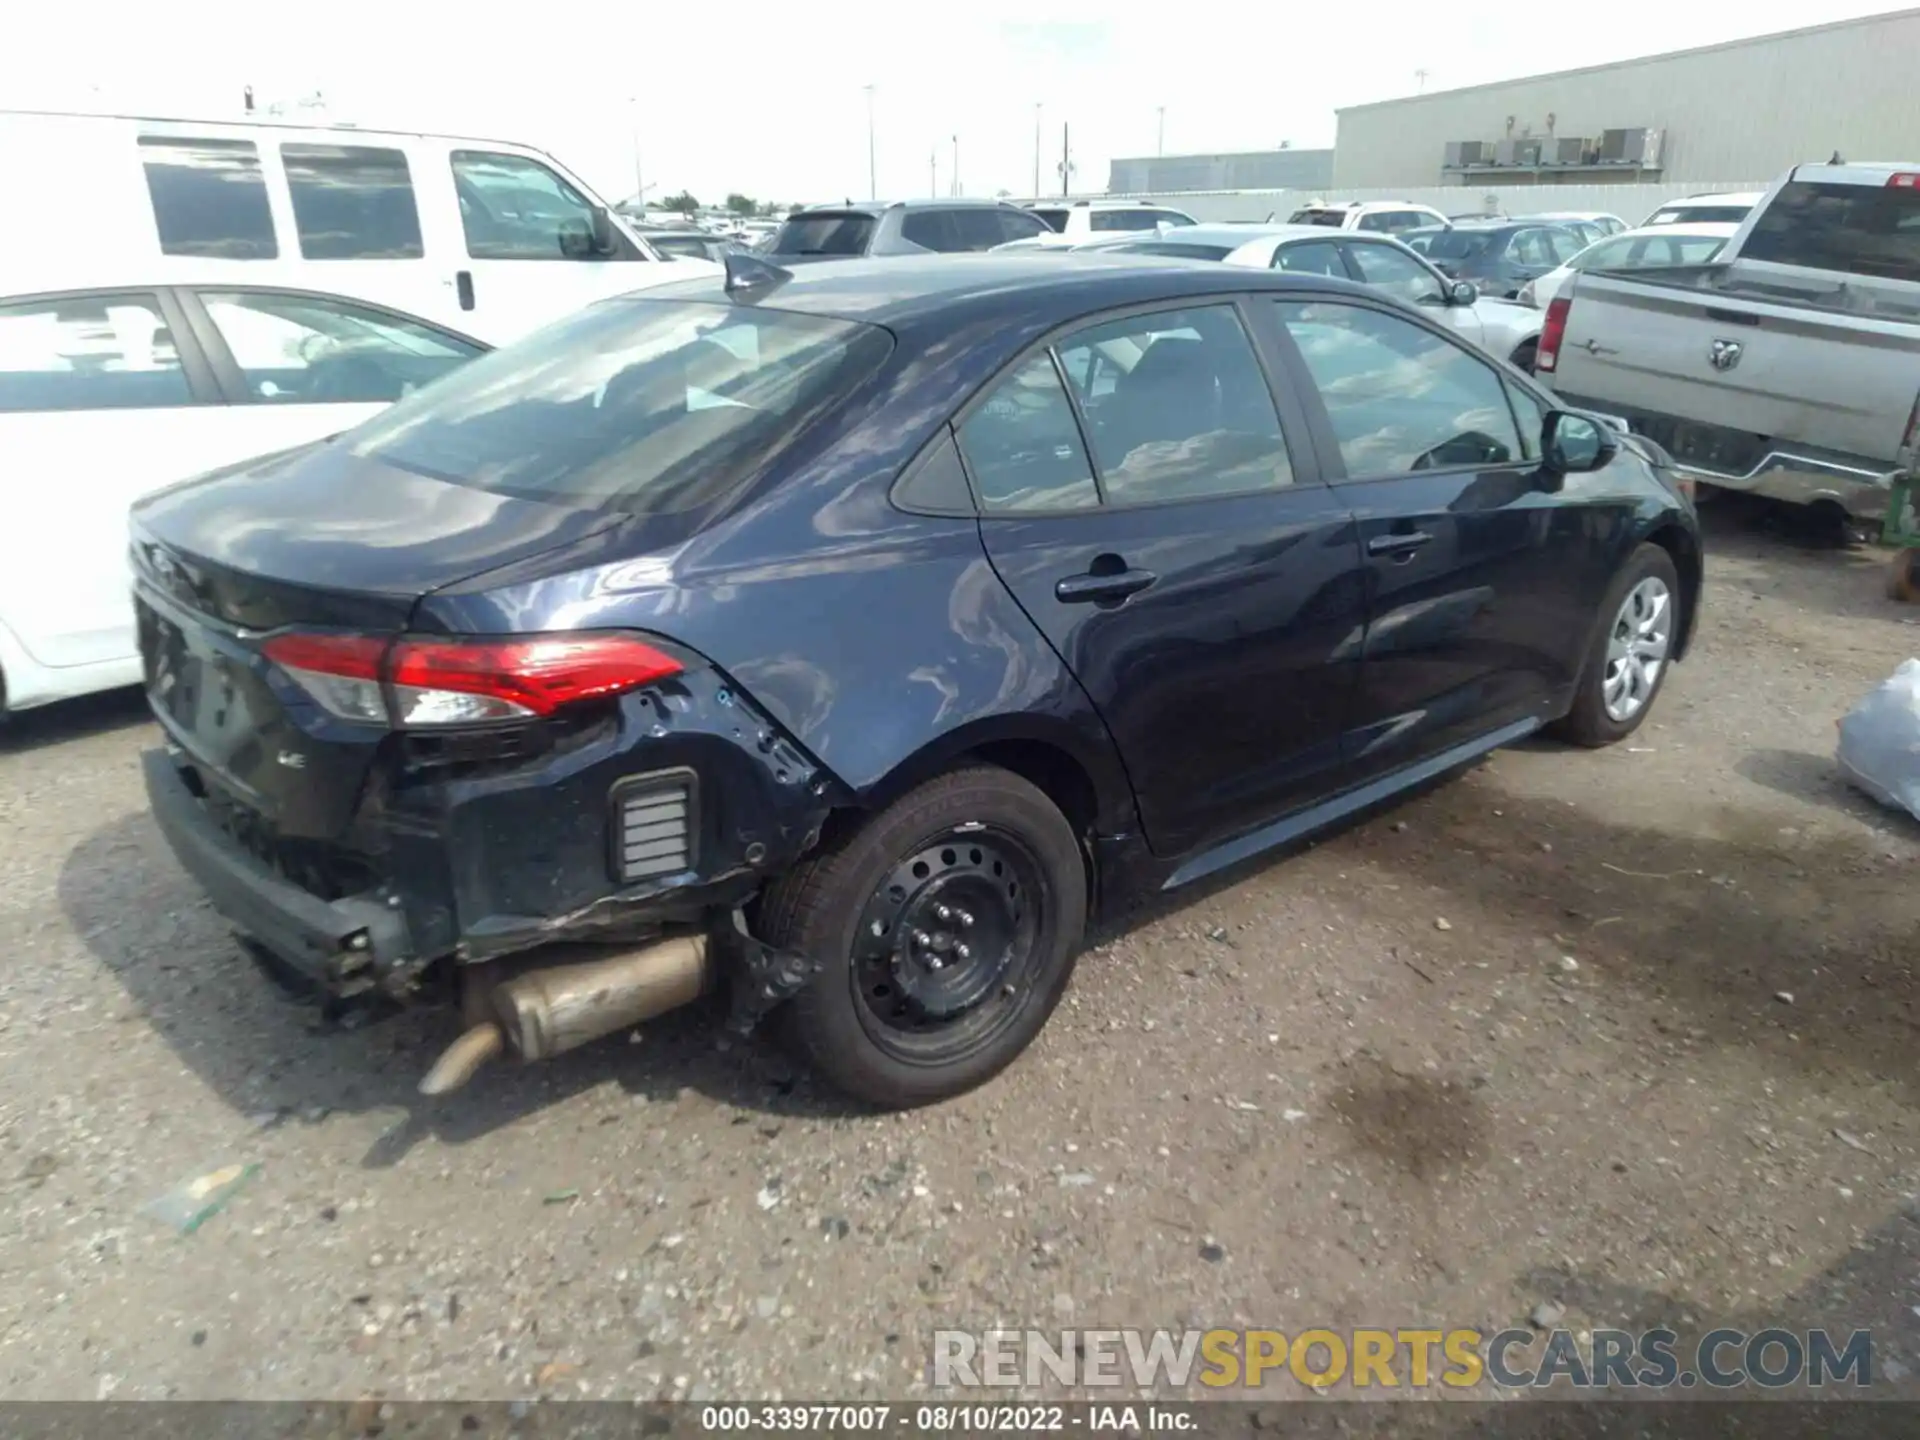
[262,632,684,728]
[1536,296,1572,373]
[1888,173,1920,189]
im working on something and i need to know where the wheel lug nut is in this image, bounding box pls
[934,903,953,922]
[955,909,974,928]
[912,929,933,947]
[955,944,971,961]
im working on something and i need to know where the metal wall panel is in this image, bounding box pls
[1329,10,1920,188]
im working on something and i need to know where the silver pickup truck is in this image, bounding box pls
[1537,162,1920,520]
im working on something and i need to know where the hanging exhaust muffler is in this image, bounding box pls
[419,934,709,1096]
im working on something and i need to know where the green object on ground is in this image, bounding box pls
[146,1162,261,1234]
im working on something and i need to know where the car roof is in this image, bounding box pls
[1435,219,1572,233]
[1665,191,1764,206]
[613,253,1367,330]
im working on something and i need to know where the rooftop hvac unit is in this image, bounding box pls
[1600,127,1664,166]
[1444,140,1491,168]
[1493,139,1543,167]
[1550,137,1590,165]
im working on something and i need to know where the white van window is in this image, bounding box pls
[138,137,278,260]
[452,151,605,261]
[200,291,484,405]
[0,293,194,413]
[282,145,425,260]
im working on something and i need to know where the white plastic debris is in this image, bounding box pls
[1837,660,1920,821]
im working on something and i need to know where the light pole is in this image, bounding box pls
[1033,102,1043,200]
[625,95,644,208]
[1157,105,1166,156]
[929,148,937,198]
[951,134,960,197]
[863,84,877,200]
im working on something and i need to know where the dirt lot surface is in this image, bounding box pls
[5,506,1920,1416]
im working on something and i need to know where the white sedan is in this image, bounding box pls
[1516,222,1738,310]
[0,280,487,714]
[1054,224,1550,371]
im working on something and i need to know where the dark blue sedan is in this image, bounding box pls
[131,252,1700,1107]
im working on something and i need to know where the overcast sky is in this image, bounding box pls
[3,1,1904,206]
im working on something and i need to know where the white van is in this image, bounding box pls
[0,110,715,345]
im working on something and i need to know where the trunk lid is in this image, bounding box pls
[131,441,613,838]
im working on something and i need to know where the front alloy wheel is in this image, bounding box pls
[1601,576,1672,722]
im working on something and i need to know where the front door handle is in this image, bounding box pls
[1367,531,1434,558]
[1055,567,1157,605]
[455,270,475,311]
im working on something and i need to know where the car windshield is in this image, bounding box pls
[1411,229,1494,260]
[1029,208,1070,233]
[1288,209,1345,228]
[768,213,876,256]
[345,299,893,512]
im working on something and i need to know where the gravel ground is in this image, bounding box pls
[5,504,1920,1408]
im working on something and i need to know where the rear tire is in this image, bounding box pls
[1551,542,1681,747]
[758,766,1087,1108]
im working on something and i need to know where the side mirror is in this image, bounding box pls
[1449,279,1478,306]
[589,205,617,256]
[1542,410,1618,478]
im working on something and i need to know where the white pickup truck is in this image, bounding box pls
[1536,162,1920,520]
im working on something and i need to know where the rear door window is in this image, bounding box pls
[771,213,876,255]
[901,211,962,251]
[1028,208,1070,233]
[1741,180,1920,283]
[345,299,892,511]
[996,209,1053,245]
[0,293,195,413]
[1053,304,1294,505]
[1274,241,1345,276]
[1345,242,1446,304]
[948,210,1019,252]
[282,145,424,260]
[138,137,278,259]
[1275,300,1522,476]
[199,291,483,404]
[957,355,1100,512]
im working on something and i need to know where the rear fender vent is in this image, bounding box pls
[610,769,697,882]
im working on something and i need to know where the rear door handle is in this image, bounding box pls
[1055,568,1157,605]
[1367,531,1434,558]
[455,270,475,311]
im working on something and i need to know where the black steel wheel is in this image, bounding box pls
[758,765,1087,1107]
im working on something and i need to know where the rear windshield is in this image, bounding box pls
[1413,230,1494,260]
[768,213,876,256]
[1740,181,1920,283]
[1113,241,1234,261]
[1288,209,1345,227]
[1029,208,1069,233]
[345,300,893,511]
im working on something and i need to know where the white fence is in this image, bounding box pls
[1072,181,1770,226]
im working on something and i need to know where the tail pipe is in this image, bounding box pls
[419,934,709,1096]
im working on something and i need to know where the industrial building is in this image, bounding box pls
[1331,8,1920,190]
[1107,147,1333,195]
